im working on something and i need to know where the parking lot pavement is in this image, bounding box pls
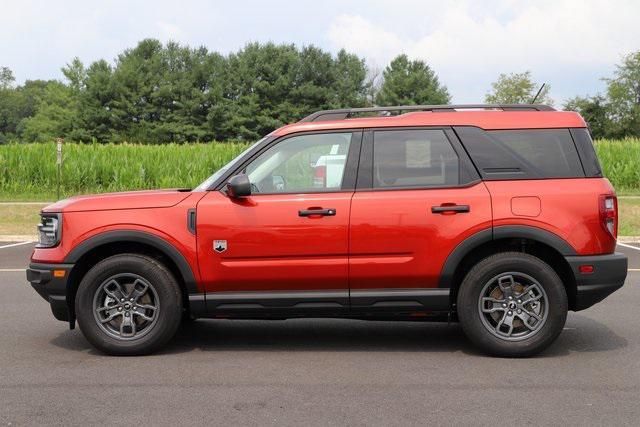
[0,244,639,425]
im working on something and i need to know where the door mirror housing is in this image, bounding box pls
[226,174,252,198]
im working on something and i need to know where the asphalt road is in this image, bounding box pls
[0,242,639,425]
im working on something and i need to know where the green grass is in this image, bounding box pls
[0,204,46,236]
[0,141,249,200]
[594,138,640,194]
[0,138,638,201]
[619,198,640,237]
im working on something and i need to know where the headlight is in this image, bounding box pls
[37,213,61,248]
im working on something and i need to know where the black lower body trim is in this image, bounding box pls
[198,288,449,319]
[27,263,74,322]
[350,288,450,312]
[203,290,349,318]
[566,252,627,311]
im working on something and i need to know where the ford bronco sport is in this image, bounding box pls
[27,104,628,356]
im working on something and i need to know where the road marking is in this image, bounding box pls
[0,269,26,272]
[618,242,640,251]
[629,269,640,272]
[0,241,33,250]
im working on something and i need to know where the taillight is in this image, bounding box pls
[600,195,617,238]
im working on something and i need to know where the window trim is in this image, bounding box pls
[356,126,480,192]
[214,129,364,196]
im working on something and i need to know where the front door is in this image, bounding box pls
[196,131,361,314]
[348,128,492,312]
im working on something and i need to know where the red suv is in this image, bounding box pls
[27,104,628,356]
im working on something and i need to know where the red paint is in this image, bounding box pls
[31,108,616,299]
[195,191,352,292]
[485,178,617,255]
[349,183,492,290]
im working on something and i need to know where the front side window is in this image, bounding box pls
[245,132,352,194]
[373,129,460,188]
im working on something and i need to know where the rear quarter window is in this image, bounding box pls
[455,127,585,180]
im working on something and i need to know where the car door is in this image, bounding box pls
[348,128,492,312]
[196,130,362,314]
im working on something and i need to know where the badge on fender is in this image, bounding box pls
[213,240,227,253]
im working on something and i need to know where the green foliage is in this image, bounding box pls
[375,55,450,106]
[0,67,15,89]
[0,141,249,197]
[1,139,637,200]
[563,95,610,139]
[0,41,373,144]
[564,51,640,138]
[594,138,640,192]
[485,71,552,105]
[604,51,640,138]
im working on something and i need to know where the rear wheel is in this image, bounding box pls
[457,252,567,357]
[76,254,182,356]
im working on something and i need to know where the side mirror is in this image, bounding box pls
[226,174,252,198]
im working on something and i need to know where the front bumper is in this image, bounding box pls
[26,262,74,322]
[566,252,628,311]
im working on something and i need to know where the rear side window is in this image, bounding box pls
[373,129,460,188]
[570,128,603,177]
[455,127,585,180]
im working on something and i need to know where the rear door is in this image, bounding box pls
[348,128,492,312]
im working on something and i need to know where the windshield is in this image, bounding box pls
[194,138,266,191]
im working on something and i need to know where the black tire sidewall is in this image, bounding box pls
[76,254,182,356]
[457,252,568,357]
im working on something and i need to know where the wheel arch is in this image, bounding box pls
[65,230,201,321]
[440,226,578,311]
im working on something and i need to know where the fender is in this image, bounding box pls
[65,230,199,295]
[438,225,578,288]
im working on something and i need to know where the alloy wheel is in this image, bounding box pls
[477,272,548,341]
[92,273,160,340]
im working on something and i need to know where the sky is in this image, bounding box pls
[1,0,638,104]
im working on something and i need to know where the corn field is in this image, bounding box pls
[0,138,638,200]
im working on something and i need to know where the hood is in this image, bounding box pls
[42,189,193,213]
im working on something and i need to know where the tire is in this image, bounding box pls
[457,252,568,357]
[75,254,182,356]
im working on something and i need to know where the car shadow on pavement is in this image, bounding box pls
[49,314,627,357]
[542,313,628,357]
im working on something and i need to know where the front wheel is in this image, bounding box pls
[75,254,182,356]
[457,252,568,357]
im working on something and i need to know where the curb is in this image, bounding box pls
[0,235,37,242]
[618,236,640,244]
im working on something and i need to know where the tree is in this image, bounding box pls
[0,66,15,89]
[0,77,51,143]
[18,81,78,142]
[485,71,552,105]
[62,58,87,92]
[0,40,372,143]
[375,55,450,106]
[604,51,640,137]
[563,95,610,139]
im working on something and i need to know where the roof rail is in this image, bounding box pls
[299,104,556,122]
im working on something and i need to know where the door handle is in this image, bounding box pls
[298,208,336,217]
[431,204,470,214]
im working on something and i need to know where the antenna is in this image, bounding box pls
[531,83,546,104]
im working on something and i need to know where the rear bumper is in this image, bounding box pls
[565,252,628,311]
[26,262,74,322]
